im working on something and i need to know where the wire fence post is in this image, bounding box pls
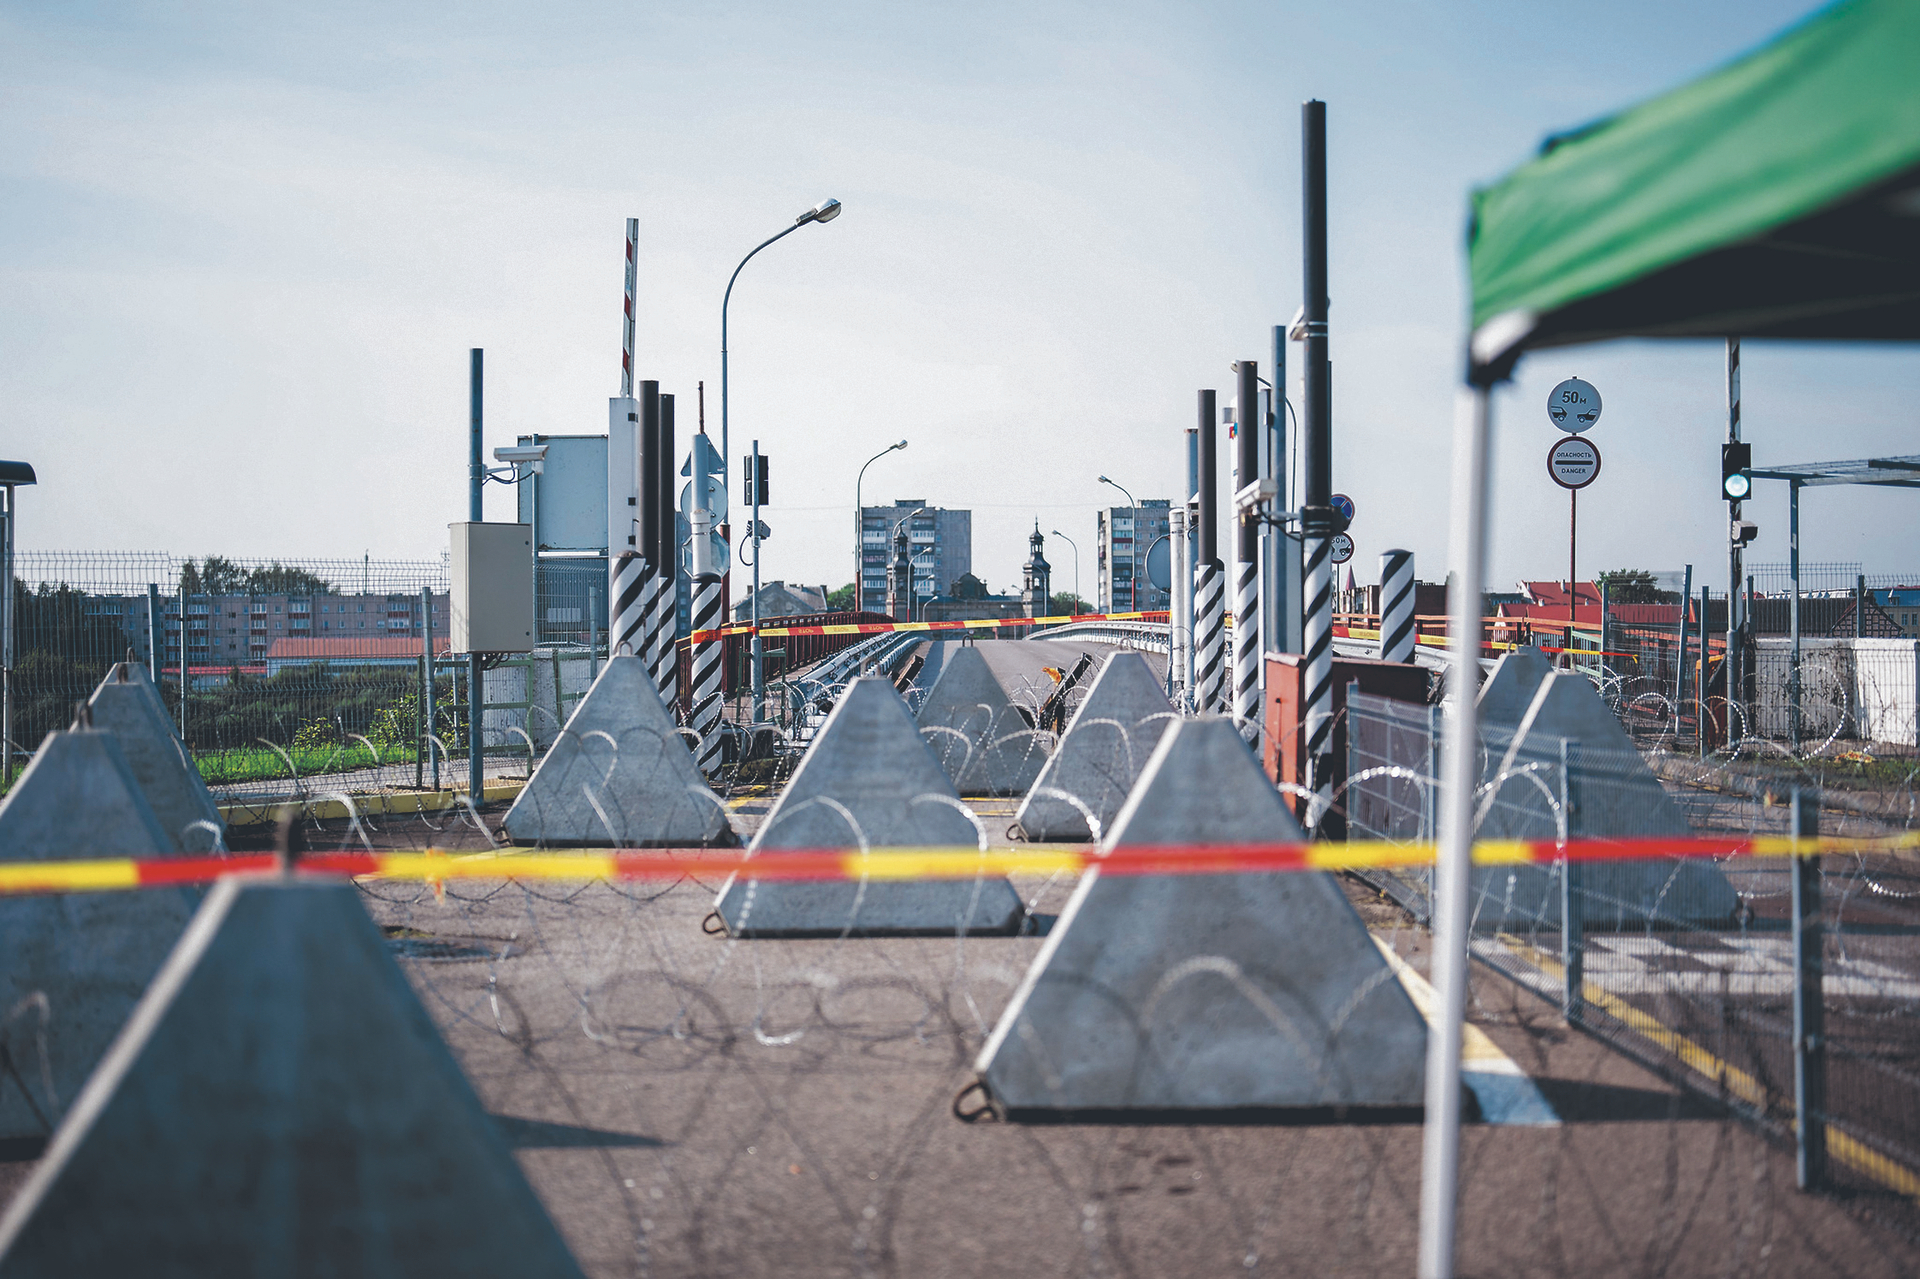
[468,654,484,804]
[1696,584,1710,757]
[1791,785,1827,1190]
[1423,701,1441,922]
[177,582,188,744]
[1674,564,1692,738]
[146,583,160,683]
[417,586,431,791]
[1559,737,1584,1025]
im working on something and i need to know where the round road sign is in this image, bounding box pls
[1547,378,1602,433]
[1547,436,1602,489]
[1330,493,1356,523]
[1329,532,1355,564]
[1145,537,1171,591]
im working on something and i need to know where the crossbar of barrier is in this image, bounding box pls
[5,832,1918,898]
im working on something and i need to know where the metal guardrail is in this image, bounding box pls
[1029,619,1170,654]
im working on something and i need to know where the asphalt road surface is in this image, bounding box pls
[913,639,1170,717]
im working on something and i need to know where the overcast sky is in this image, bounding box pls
[5,0,1915,597]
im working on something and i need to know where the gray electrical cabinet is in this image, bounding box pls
[449,522,534,654]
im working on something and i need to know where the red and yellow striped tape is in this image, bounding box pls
[3,832,1913,898]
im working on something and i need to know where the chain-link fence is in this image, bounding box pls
[1345,683,1920,1229]
[5,552,480,798]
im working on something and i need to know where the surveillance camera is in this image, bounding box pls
[494,444,548,476]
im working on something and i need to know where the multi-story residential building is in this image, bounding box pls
[1095,499,1171,614]
[90,591,449,673]
[856,501,970,614]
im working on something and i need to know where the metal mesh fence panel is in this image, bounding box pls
[1347,680,1920,1228]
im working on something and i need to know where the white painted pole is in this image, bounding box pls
[1417,385,1492,1279]
[1170,506,1189,699]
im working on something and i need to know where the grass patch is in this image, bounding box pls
[193,742,426,786]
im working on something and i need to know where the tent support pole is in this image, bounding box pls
[1418,383,1491,1279]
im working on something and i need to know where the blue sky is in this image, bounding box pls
[4,0,1915,594]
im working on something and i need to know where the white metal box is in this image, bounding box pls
[449,522,534,653]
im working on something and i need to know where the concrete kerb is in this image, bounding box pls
[1016,652,1176,841]
[977,717,1430,1117]
[86,663,223,852]
[0,730,200,1142]
[0,877,588,1277]
[502,656,735,848]
[915,645,1048,797]
[714,677,1024,937]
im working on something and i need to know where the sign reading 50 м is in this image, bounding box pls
[1547,377,1601,433]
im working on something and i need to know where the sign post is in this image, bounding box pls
[1546,383,1602,664]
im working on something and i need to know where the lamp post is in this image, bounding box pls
[721,197,841,723]
[1050,530,1079,615]
[1098,475,1139,613]
[855,439,908,614]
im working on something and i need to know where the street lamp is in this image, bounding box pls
[1050,530,1079,615]
[891,507,927,619]
[1097,475,1139,613]
[720,197,842,722]
[854,440,908,614]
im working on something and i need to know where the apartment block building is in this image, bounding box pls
[87,591,449,671]
[1095,499,1171,613]
[855,501,971,614]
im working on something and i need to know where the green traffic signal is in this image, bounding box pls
[1721,442,1751,502]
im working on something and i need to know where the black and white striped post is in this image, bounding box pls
[1379,549,1416,664]
[1193,389,1226,713]
[686,402,725,773]
[611,553,648,658]
[689,572,723,771]
[1233,360,1262,737]
[608,223,646,663]
[1299,98,1335,816]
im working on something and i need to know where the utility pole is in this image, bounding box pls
[1727,339,1745,733]
[468,348,484,805]
[1300,100,1335,815]
[749,441,765,721]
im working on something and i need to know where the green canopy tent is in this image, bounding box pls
[1420,4,1920,1275]
[1469,0,1920,374]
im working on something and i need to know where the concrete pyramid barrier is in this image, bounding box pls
[86,663,223,851]
[714,677,1023,936]
[0,731,199,1141]
[1475,666,1737,928]
[978,717,1428,1116]
[1478,645,1554,725]
[0,877,588,1277]
[1015,652,1175,841]
[915,645,1048,796]
[502,655,734,847]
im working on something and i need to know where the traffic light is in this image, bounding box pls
[1721,442,1752,501]
[742,454,770,506]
